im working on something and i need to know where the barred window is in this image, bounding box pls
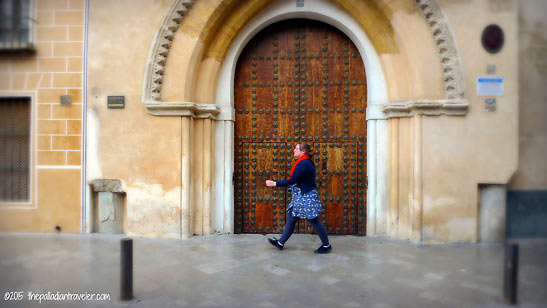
[0,97,31,202]
[0,0,34,50]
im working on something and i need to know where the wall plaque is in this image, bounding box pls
[477,77,503,96]
[485,98,496,112]
[60,95,72,106]
[107,96,125,109]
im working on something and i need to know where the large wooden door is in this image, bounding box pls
[234,19,366,235]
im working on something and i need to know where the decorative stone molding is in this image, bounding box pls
[381,0,470,118]
[382,99,469,118]
[143,0,468,118]
[142,0,194,103]
[415,0,466,100]
[141,1,221,118]
[141,0,220,118]
[145,101,220,118]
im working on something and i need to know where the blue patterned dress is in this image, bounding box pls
[287,184,322,219]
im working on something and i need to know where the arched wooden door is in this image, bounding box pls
[234,19,367,236]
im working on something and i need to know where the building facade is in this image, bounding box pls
[0,0,84,232]
[1,0,545,243]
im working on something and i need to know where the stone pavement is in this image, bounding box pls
[0,233,546,308]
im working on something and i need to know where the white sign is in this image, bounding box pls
[477,77,504,96]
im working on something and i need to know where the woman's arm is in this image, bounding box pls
[267,162,308,187]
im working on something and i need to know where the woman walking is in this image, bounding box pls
[265,142,332,254]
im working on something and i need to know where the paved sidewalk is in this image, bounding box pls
[0,233,546,308]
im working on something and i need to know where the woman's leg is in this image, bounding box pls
[308,217,330,246]
[279,211,298,244]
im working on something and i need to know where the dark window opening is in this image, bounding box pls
[0,97,31,202]
[0,0,34,51]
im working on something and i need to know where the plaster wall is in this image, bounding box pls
[359,1,464,241]
[0,169,81,233]
[383,3,445,101]
[421,0,518,243]
[87,0,182,237]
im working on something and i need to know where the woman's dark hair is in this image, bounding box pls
[298,142,313,159]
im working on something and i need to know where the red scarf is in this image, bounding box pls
[288,154,310,180]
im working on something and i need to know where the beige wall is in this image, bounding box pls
[354,0,519,243]
[87,0,182,237]
[419,0,519,242]
[0,0,85,233]
[510,0,547,189]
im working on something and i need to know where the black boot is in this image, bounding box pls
[268,237,284,250]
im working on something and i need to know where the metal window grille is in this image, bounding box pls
[0,0,34,50]
[0,97,31,202]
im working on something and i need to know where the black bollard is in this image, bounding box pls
[121,238,133,301]
[504,243,518,305]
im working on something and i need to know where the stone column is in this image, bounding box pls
[142,102,219,238]
[192,118,215,235]
[388,118,399,237]
[366,120,377,235]
[193,119,204,235]
[411,114,423,242]
[214,119,234,234]
[202,118,214,235]
[181,116,193,238]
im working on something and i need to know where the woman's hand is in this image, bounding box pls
[265,180,276,187]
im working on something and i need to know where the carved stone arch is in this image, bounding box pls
[141,0,219,118]
[143,0,193,103]
[138,0,472,240]
[142,0,468,117]
[416,0,466,99]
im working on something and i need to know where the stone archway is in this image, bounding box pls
[140,0,470,240]
[212,0,387,234]
[141,0,467,112]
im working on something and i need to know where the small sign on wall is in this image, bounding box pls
[107,96,125,109]
[60,95,72,106]
[485,98,496,112]
[477,77,504,96]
